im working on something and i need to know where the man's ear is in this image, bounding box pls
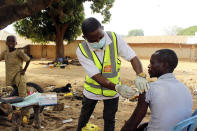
[101,26,104,30]
[162,62,169,70]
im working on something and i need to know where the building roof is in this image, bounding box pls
[0,30,35,48]
[2,29,197,46]
[187,37,197,44]
[124,36,195,44]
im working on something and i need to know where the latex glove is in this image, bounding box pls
[115,84,138,99]
[135,76,150,93]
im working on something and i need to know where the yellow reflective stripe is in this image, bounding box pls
[85,81,117,97]
[86,75,119,85]
[107,77,119,84]
[84,82,102,95]
[103,90,117,97]
[79,43,89,58]
[91,51,102,70]
[85,75,100,85]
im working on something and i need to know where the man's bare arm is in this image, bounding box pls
[92,73,116,90]
[130,56,143,75]
[121,93,148,131]
[20,59,31,75]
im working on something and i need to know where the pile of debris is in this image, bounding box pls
[69,59,81,66]
[48,57,69,69]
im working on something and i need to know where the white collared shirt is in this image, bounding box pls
[145,73,193,131]
[76,31,136,100]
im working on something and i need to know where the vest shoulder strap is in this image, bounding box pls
[79,41,94,61]
[106,31,118,53]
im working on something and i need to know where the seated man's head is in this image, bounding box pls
[148,49,178,78]
[6,35,17,50]
[81,17,105,49]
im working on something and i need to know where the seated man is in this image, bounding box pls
[121,49,193,131]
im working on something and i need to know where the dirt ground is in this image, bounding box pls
[0,58,197,131]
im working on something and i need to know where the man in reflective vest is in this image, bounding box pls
[76,17,149,131]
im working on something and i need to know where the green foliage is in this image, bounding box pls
[128,29,144,36]
[14,0,85,43]
[14,0,115,43]
[177,26,197,36]
[163,25,183,36]
[16,0,28,4]
[89,0,115,23]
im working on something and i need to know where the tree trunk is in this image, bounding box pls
[55,24,69,59]
[0,0,59,30]
[55,31,64,58]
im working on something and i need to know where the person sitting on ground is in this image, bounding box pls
[0,35,31,123]
[121,49,193,131]
[63,56,69,65]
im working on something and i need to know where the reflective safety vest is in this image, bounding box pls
[79,32,121,97]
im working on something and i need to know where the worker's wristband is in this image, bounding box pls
[137,72,146,78]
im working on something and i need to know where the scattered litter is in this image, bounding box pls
[60,64,66,69]
[47,57,69,69]
[22,116,28,124]
[44,106,51,111]
[75,104,80,106]
[73,95,83,100]
[64,105,70,108]
[53,103,64,111]
[72,92,83,100]
[90,115,94,119]
[66,65,71,70]
[69,59,81,66]
[64,92,73,97]
[46,85,56,89]
[82,123,99,131]
[49,64,54,69]
[0,86,13,97]
[193,88,197,95]
[62,118,73,124]
[38,62,48,65]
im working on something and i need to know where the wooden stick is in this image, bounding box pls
[33,105,41,129]
[11,110,22,131]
